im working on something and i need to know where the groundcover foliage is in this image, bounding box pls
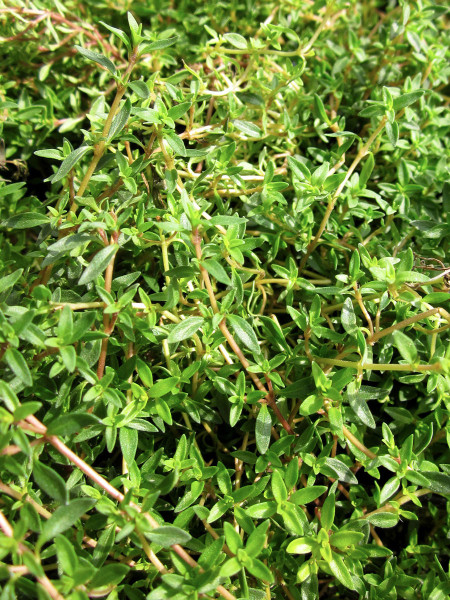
[1,0,450,598]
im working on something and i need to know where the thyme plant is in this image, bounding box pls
[0,1,449,599]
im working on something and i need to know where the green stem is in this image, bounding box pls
[238,567,250,599]
[342,426,377,459]
[363,489,432,519]
[299,116,387,273]
[315,357,442,372]
[70,48,139,213]
[369,307,443,344]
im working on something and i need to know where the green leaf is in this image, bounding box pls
[421,471,450,495]
[330,530,364,548]
[175,481,205,513]
[255,404,271,454]
[392,330,418,363]
[127,12,140,38]
[286,537,315,554]
[301,574,319,600]
[359,152,374,188]
[393,90,424,111]
[224,522,243,554]
[13,401,42,422]
[271,470,288,503]
[245,521,269,558]
[50,145,92,183]
[148,377,179,397]
[146,37,178,50]
[290,486,327,505]
[147,526,191,547]
[34,148,64,159]
[40,498,96,542]
[0,381,19,411]
[55,534,78,576]
[422,292,450,304]
[321,493,335,531]
[99,22,131,51]
[167,317,204,344]
[329,551,355,590]
[75,46,116,74]
[314,94,329,123]
[137,358,153,387]
[78,245,118,285]
[4,347,32,386]
[246,558,274,583]
[90,564,130,589]
[341,297,358,336]
[0,269,23,293]
[128,80,150,99]
[385,121,399,147]
[92,526,115,568]
[365,512,399,528]
[1,212,50,229]
[233,120,262,138]
[220,557,241,577]
[201,259,231,285]
[168,102,191,120]
[164,130,186,156]
[43,233,92,266]
[245,501,277,518]
[223,33,247,49]
[227,314,260,355]
[119,426,138,466]
[127,418,158,433]
[311,162,329,187]
[288,156,311,181]
[154,397,173,425]
[33,461,68,505]
[108,98,131,140]
[47,413,100,436]
[60,345,77,373]
[346,381,376,428]
[379,476,400,504]
[299,394,323,416]
[58,306,73,342]
[322,458,358,484]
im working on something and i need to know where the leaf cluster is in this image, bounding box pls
[0,1,450,600]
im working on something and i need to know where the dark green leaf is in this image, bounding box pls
[50,145,91,183]
[1,212,50,229]
[47,413,101,436]
[147,526,191,547]
[421,471,450,495]
[365,512,399,528]
[201,259,231,285]
[119,426,138,466]
[4,348,32,386]
[167,317,204,343]
[341,297,358,336]
[75,46,116,74]
[346,381,376,428]
[392,330,418,363]
[33,461,68,505]
[90,564,130,588]
[255,404,271,454]
[40,498,96,542]
[78,245,118,285]
[227,314,260,355]
[393,90,424,111]
[146,37,178,50]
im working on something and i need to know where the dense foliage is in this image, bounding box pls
[1,1,450,599]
